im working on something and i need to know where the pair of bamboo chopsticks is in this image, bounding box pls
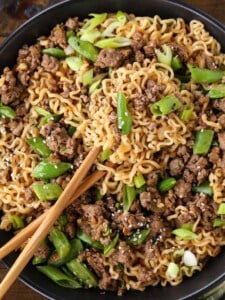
[0,146,104,298]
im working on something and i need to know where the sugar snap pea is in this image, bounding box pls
[42,47,66,58]
[32,183,63,202]
[0,104,16,119]
[50,227,71,259]
[66,258,98,287]
[32,161,73,179]
[27,136,52,158]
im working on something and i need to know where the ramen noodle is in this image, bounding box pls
[0,12,225,294]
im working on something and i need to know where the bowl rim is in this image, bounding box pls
[0,0,225,299]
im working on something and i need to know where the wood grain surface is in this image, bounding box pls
[0,0,225,299]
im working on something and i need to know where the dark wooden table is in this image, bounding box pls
[0,0,225,299]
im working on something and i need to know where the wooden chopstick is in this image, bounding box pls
[0,146,101,298]
[0,169,105,261]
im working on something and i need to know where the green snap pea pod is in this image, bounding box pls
[188,64,225,84]
[126,228,150,246]
[37,265,82,288]
[76,227,103,250]
[42,47,66,58]
[95,37,131,49]
[104,233,119,257]
[27,137,52,158]
[123,185,136,212]
[50,227,71,260]
[158,177,176,193]
[66,56,83,72]
[180,105,194,122]
[171,55,183,71]
[66,258,98,287]
[32,161,73,179]
[207,84,225,98]
[156,44,172,66]
[218,203,225,214]
[134,174,146,189]
[68,36,99,62]
[39,113,63,127]
[0,104,16,119]
[172,228,198,240]
[213,218,225,227]
[57,215,68,231]
[48,239,83,267]
[32,256,47,265]
[99,149,112,163]
[192,182,213,196]
[193,129,214,155]
[117,92,132,135]
[32,183,63,202]
[9,215,24,229]
[151,94,182,116]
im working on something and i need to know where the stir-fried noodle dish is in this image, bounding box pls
[1,12,225,294]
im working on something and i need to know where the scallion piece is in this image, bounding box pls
[66,56,83,72]
[213,218,225,227]
[33,106,51,116]
[166,262,179,279]
[123,185,136,212]
[156,44,172,66]
[89,79,101,95]
[188,64,225,84]
[82,13,107,31]
[76,228,103,250]
[32,183,63,202]
[217,203,225,215]
[158,177,176,193]
[42,47,66,58]
[180,105,194,122]
[150,95,182,116]
[66,30,75,39]
[9,215,24,229]
[116,10,126,24]
[192,182,213,196]
[126,228,150,246]
[172,228,198,240]
[207,84,225,99]
[100,149,112,163]
[181,223,193,231]
[80,29,101,44]
[134,174,146,189]
[171,55,183,71]
[68,36,99,62]
[117,92,132,135]
[82,69,93,86]
[95,37,131,49]
[0,104,16,119]
[193,129,214,155]
[103,233,119,257]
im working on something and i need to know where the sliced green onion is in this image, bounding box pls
[134,174,146,189]
[217,203,225,215]
[68,36,99,62]
[33,106,51,116]
[172,228,198,240]
[103,233,119,257]
[180,105,194,121]
[116,11,126,24]
[42,47,66,58]
[76,228,103,250]
[173,249,184,258]
[89,79,101,95]
[66,56,83,72]
[100,149,112,163]
[82,69,93,86]
[27,137,52,158]
[150,94,182,116]
[95,37,131,49]
[156,44,172,66]
[96,189,103,200]
[166,262,179,279]
[193,129,214,155]
[126,228,151,246]
[158,177,176,193]
[80,29,101,44]
[82,13,107,31]
[192,182,213,196]
[39,113,62,127]
[32,183,63,202]
[9,215,24,229]
[66,30,75,39]
[183,250,197,267]
[0,104,16,119]
[188,64,225,84]
[207,84,225,99]
[123,185,136,212]
[181,223,193,231]
[171,55,183,71]
[213,218,225,227]
[68,125,76,137]
[117,92,132,135]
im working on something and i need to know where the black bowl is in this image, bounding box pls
[0,1,225,299]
